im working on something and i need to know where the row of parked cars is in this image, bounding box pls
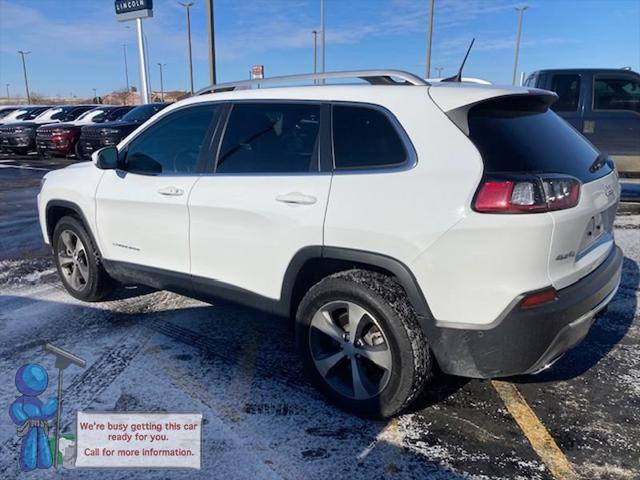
[0,103,169,160]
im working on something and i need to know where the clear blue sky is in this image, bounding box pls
[0,0,639,98]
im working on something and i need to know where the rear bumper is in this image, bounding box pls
[430,245,623,378]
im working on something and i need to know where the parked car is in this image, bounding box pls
[0,106,19,121]
[524,68,640,177]
[0,105,95,155]
[0,106,51,126]
[36,106,134,158]
[77,103,169,160]
[38,70,622,417]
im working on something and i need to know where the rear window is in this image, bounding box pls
[468,96,611,183]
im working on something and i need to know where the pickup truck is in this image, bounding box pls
[524,68,640,178]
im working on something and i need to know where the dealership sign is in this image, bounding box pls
[115,0,153,22]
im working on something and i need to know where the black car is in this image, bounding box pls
[0,105,95,155]
[77,103,169,160]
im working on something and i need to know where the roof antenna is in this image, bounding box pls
[442,38,475,83]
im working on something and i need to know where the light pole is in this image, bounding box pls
[122,43,130,101]
[157,63,166,102]
[435,67,443,77]
[312,30,318,74]
[92,88,97,102]
[512,6,528,85]
[179,1,195,94]
[320,0,325,75]
[205,0,217,84]
[17,50,31,104]
[5,83,9,101]
[425,0,435,79]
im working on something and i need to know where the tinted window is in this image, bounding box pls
[594,76,640,113]
[524,73,538,87]
[468,97,611,183]
[107,107,133,121]
[217,103,320,174]
[333,105,407,169]
[121,104,168,123]
[550,74,580,112]
[124,105,217,175]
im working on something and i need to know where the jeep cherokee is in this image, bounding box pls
[37,70,622,417]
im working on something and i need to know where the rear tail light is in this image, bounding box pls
[520,287,558,309]
[474,175,580,213]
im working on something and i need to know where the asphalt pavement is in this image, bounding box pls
[0,155,638,479]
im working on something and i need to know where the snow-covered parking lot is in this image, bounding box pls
[0,156,639,479]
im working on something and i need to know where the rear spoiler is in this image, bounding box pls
[436,91,558,136]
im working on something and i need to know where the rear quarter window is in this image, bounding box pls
[468,96,612,183]
[332,105,408,170]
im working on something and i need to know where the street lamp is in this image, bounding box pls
[157,63,166,102]
[425,0,435,79]
[178,1,195,94]
[312,30,318,74]
[435,67,443,77]
[92,88,97,102]
[17,50,31,104]
[205,0,217,84]
[512,6,528,85]
[5,83,9,101]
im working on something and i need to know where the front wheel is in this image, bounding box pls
[52,216,113,301]
[296,269,432,417]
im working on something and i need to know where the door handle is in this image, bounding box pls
[157,186,184,196]
[275,192,317,205]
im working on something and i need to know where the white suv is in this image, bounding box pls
[37,70,622,417]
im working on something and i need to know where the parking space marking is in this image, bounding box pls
[491,380,578,480]
[0,163,50,171]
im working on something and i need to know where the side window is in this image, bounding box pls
[216,103,320,174]
[333,105,407,169]
[124,105,218,175]
[524,73,538,87]
[550,74,581,112]
[594,76,640,113]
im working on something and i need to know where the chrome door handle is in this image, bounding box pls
[157,186,184,196]
[275,192,317,205]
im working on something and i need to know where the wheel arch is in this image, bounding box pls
[45,200,101,255]
[280,246,434,325]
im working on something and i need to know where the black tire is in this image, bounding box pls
[296,269,431,417]
[52,215,113,302]
[74,142,84,160]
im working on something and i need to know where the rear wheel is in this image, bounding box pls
[52,216,113,301]
[296,269,431,417]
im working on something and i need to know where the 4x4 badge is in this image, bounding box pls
[604,184,615,197]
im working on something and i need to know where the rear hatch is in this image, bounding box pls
[447,92,619,290]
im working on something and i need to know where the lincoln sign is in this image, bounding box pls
[115,0,153,21]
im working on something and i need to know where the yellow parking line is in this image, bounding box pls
[491,380,578,480]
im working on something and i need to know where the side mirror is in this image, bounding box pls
[92,146,119,170]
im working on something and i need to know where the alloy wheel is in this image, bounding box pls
[309,300,393,400]
[57,230,89,291]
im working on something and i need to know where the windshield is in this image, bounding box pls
[35,108,62,121]
[106,107,133,121]
[468,96,612,183]
[121,104,166,122]
[0,108,17,119]
[75,109,102,122]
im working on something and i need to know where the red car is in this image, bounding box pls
[36,106,133,158]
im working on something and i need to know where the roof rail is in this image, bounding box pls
[195,69,429,95]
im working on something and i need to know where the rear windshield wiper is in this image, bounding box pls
[589,153,608,173]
